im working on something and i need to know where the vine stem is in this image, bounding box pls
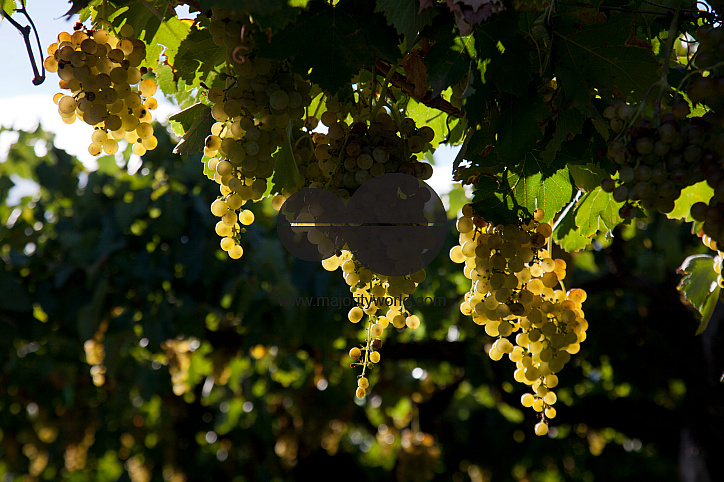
[369,61,398,121]
[359,317,373,380]
[1,0,45,85]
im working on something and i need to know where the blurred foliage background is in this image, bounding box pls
[1,125,723,481]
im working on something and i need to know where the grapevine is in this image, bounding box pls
[2,1,723,478]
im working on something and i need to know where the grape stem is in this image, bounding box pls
[360,317,373,379]
[1,0,44,85]
[324,129,350,189]
[370,61,399,121]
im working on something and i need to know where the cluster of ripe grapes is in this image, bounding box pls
[45,24,159,157]
[451,206,589,435]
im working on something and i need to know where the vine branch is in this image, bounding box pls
[1,0,45,85]
[370,60,465,119]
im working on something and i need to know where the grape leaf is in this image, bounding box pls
[677,254,720,335]
[196,0,306,31]
[168,103,214,157]
[259,0,399,96]
[552,204,590,252]
[514,165,573,222]
[173,25,226,88]
[147,17,192,66]
[555,66,602,129]
[155,64,176,99]
[555,11,660,98]
[574,186,623,238]
[553,186,624,252]
[569,162,607,192]
[405,99,462,150]
[473,13,532,97]
[542,108,585,166]
[471,175,522,225]
[495,94,550,165]
[509,156,573,223]
[666,181,714,222]
[197,0,290,15]
[1,0,16,16]
[425,23,473,97]
[270,122,303,192]
[375,0,438,51]
[106,1,172,45]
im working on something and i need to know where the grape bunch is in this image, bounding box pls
[689,24,724,112]
[299,109,433,200]
[202,10,313,259]
[451,205,589,435]
[44,24,158,157]
[305,109,437,398]
[322,250,425,398]
[600,101,724,217]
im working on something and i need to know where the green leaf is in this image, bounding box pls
[106,1,171,46]
[259,0,400,96]
[1,0,16,16]
[198,0,288,16]
[510,156,573,223]
[554,12,660,98]
[666,181,714,222]
[471,175,520,225]
[569,162,607,192]
[556,67,595,116]
[677,254,720,335]
[495,95,550,165]
[474,13,532,97]
[173,24,226,88]
[155,63,177,99]
[457,124,502,175]
[148,17,192,66]
[574,186,624,238]
[198,0,306,31]
[542,108,585,166]
[168,103,214,157]
[552,203,590,252]
[445,183,469,219]
[374,0,437,51]
[425,27,473,97]
[405,99,461,151]
[553,187,624,252]
[271,122,303,192]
